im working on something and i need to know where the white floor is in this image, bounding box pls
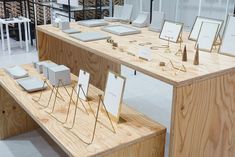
[0,39,172,157]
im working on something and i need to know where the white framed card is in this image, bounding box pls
[159,21,183,43]
[77,69,90,101]
[220,15,235,56]
[189,16,223,41]
[196,22,219,52]
[103,71,126,122]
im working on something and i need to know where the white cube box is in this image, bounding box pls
[59,21,70,30]
[48,65,71,86]
[42,63,58,79]
[36,61,47,73]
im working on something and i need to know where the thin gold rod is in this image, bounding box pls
[46,80,60,114]
[100,95,116,134]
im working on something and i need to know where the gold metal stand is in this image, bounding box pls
[32,79,65,106]
[175,36,183,56]
[164,37,171,53]
[65,94,116,145]
[45,80,75,114]
[60,84,94,125]
[162,60,187,75]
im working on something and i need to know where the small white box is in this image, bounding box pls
[48,65,71,86]
[42,63,58,79]
[36,62,47,73]
[59,21,70,30]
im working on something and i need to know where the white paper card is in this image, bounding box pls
[196,22,219,52]
[189,17,223,41]
[104,72,125,120]
[160,21,183,42]
[220,15,235,56]
[77,70,90,101]
[138,48,152,61]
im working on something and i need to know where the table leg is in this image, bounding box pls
[24,22,29,52]
[18,22,23,48]
[27,22,31,46]
[6,24,11,54]
[0,24,4,52]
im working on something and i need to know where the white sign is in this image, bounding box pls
[104,72,126,122]
[196,22,219,52]
[220,15,235,56]
[159,21,183,43]
[189,16,223,41]
[138,48,152,61]
[77,70,90,101]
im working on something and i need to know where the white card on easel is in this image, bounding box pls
[220,15,235,56]
[77,69,90,101]
[138,48,152,61]
[196,22,219,52]
[104,72,126,122]
[159,21,183,43]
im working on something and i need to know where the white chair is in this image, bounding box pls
[132,12,150,28]
[149,11,165,32]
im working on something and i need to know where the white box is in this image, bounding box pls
[59,21,70,30]
[36,61,47,73]
[48,65,71,86]
[42,63,58,79]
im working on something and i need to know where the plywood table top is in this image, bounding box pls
[37,22,235,86]
[0,64,166,157]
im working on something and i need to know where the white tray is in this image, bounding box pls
[77,19,109,27]
[17,77,47,92]
[62,28,81,34]
[101,25,141,36]
[70,32,111,42]
[5,66,28,79]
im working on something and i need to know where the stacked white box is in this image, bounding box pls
[42,63,58,79]
[36,62,47,73]
[48,65,71,86]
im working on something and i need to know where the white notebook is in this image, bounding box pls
[5,66,28,79]
[101,25,141,36]
[17,77,47,92]
[70,32,111,42]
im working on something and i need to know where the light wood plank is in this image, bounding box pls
[171,71,235,157]
[0,86,38,139]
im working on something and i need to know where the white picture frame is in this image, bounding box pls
[220,15,235,57]
[77,69,90,101]
[189,16,223,41]
[159,20,183,43]
[196,22,219,52]
[103,71,126,122]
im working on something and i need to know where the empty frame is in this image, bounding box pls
[196,22,219,52]
[103,72,126,122]
[159,21,183,43]
[189,16,223,41]
[220,15,235,56]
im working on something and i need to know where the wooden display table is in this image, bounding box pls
[37,22,235,157]
[0,64,166,157]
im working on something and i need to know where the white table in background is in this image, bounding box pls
[0,17,31,54]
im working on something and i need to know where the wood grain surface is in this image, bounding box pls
[37,22,235,87]
[0,86,38,139]
[37,30,121,90]
[170,71,235,157]
[0,64,166,157]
